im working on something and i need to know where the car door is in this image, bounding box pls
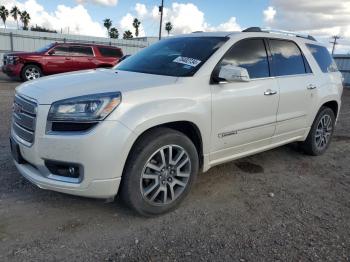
[69,45,96,70]
[210,38,280,162]
[268,39,318,142]
[44,45,75,74]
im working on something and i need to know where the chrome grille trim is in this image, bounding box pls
[12,94,37,145]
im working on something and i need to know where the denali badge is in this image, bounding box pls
[218,130,238,138]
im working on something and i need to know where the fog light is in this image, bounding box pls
[45,161,81,179]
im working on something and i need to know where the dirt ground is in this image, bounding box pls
[0,72,349,262]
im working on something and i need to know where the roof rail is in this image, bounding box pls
[242,27,317,41]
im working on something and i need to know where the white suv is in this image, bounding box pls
[10,28,343,215]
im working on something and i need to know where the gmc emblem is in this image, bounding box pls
[13,103,22,114]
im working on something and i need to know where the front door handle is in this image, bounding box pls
[264,89,277,96]
[307,84,317,90]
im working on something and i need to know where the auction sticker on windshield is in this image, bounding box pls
[173,56,202,67]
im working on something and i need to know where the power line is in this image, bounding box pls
[330,35,340,55]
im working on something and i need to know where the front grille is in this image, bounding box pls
[12,95,37,145]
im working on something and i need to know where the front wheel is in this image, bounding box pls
[21,64,42,81]
[120,128,199,216]
[300,107,335,156]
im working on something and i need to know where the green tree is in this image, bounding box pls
[109,27,119,39]
[165,22,173,36]
[0,6,9,29]
[10,6,21,29]
[103,18,112,37]
[132,18,141,37]
[20,10,30,30]
[123,30,133,39]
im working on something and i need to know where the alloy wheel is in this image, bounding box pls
[140,145,191,206]
[315,114,333,151]
[25,67,40,80]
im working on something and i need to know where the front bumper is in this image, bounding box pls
[11,104,136,198]
[2,63,23,78]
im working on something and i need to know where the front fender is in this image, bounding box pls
[115,97,212,155]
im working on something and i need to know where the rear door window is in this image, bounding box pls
[269,40,308,76]
[218,39,270,79]
[98,47,123,58]
[69,46,94,56]
[306,44,338,73]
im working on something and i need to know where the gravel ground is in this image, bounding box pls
[0,73,349,262]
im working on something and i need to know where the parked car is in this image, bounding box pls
[10,28,343,216]
[2,42,123,81]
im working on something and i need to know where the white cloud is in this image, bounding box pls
[135,3,147,18]
[147,2,241,35]
[264,0,350,53]
[263,6,276,23]
[75,0,118,6]
[1,0,105,37]
[208,17,241,32]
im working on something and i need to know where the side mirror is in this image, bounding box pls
[48,50,55,55]
[218,64,250,83]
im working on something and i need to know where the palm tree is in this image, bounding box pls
[109,27,119,39]
[0,6,9,29]
[103,18,112,37]
[132,18,141,37]
[20,11,30,30]
[123,30,133,39]
[10,6,20,29]
[165,22,173,36]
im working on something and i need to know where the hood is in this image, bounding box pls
[5,51,41,57]
[16,69,178,104]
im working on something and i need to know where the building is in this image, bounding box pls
[333,54,350,87]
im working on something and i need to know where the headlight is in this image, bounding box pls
[7,56,20,64]
[48,92,121,122]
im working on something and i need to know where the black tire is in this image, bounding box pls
[21,64,42,81]
[120,127,199,216]
[300,106,335,156]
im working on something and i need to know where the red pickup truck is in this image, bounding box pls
[2,42,123,81]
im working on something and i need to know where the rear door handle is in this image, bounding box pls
[264,89,277,96]
[307,84,317,90]
[65,57,71,60]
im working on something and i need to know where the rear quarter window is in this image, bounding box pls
[306,44,338,73]
[98,47,123,58]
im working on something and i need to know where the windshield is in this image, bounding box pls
[116,37,228,77]
[36,43,55,53]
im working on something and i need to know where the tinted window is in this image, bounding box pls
[219,39,270,79]
[70,46,93,56]
[37,43,55,53]
[270,40,307,76]
[117,37,228,77]
[52,46,69,56]
[306,44,338,73]
[98,47,123,58]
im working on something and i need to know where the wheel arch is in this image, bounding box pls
[321,100,339,118]
[126,121,204,171]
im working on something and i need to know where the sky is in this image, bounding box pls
[1,0,350,53]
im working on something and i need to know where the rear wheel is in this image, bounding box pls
[121,128,199,216]
[300,107,335,156]
[21,64,42,81]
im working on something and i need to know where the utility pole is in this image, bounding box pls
[330,35,340,55]
[158,0,164,40]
